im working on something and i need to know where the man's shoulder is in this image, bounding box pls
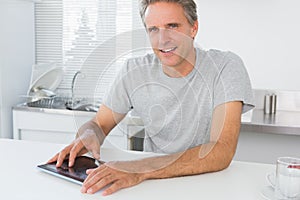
[204,48,243,63]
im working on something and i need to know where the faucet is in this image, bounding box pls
[71,71,84,106]
[67,71,97,112]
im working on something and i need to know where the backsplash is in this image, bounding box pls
[253,89,300,112]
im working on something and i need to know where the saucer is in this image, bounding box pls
[261,186,276,200]
[261,186,300,200]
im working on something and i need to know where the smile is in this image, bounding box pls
[160,47,177,53]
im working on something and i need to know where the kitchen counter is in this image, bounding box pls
[14,104,300,135]
[13,104,144,126]
[241,109,300,135]
[13,103,96,117]
[0,139,274,200]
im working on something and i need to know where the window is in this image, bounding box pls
[35,0,148,102]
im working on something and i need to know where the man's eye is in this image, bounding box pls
[148,27,158,33]
[168,24,178,29]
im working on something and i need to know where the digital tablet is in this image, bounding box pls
[37,156,103,185]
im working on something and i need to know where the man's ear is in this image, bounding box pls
[191,20,198,39]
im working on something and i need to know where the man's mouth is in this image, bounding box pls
[160,47,177,53]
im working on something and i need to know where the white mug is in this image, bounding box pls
[267,157,300,199]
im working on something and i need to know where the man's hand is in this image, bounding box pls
[47,119,105,167]
[47,137,88,167]
[81,161,146,196]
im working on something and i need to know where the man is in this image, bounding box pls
[48,0,254,196]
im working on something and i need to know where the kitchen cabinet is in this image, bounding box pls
[12,107,129,149]
[235,109,300,164]
[235,130,300,164]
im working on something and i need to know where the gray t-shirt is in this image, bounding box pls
[103,48,255,154]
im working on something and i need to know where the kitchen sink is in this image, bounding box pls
[65,101,98,112]
[26,96,99,112]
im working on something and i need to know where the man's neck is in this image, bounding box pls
[162,48,196,78]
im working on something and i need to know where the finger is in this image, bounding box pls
[56,145,72,167]
[47,153,59,164]
[86,174,117,194]
[102,180,124,196]
[68,140,84,167]
[86,168,96,175]
[81,166,111,193]
[83,165,107,185]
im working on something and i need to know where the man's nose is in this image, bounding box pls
[158,29,171,46]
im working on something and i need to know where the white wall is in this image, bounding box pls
[0,0,35,138]
[196,0,300,91]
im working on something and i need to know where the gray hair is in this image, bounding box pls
[139,0,198,26]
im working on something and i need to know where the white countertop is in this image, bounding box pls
[0,139,275,200]
[241,109,300,135]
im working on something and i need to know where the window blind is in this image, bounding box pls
[35,0,147,102]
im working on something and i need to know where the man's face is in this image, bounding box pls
[144,2,198,69]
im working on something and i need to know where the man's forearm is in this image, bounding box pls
[146,142,233,179]
[76,119,106,143]
[119,141,235,181]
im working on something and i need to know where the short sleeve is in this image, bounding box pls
[213,52,255,113]
[102,59,132,114]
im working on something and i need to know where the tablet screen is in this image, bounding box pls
[37,156,102,184]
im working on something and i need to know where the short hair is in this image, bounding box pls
[139,0,198,26]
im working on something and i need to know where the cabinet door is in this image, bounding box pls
[235,131,300,164]
[13,109,128,149]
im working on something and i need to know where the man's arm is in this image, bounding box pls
[81,101,243,195]
[152,102,241,175]
[93,104,127,136]
[48,104,126,167]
